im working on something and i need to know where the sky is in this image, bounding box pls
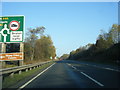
[2,2,118,57]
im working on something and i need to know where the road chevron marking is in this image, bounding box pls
[81,72,104,87]
[18,63,55,90]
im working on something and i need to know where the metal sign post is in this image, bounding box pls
[19,42,24,66]
[0,43,6,68]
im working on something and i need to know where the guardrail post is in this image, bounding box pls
[34,67,36,69]
[10,72,14,77]
[19,70,21,74]
[25,69,28,72]
[30,68,32,70]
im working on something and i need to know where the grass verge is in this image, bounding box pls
[2,61,55,88]
[2,64,18,69]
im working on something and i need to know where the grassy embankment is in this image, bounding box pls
[2,61,55,88]
[68,43,120,66]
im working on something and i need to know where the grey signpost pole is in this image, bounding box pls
[0,43,2,90]
[0,43,6,90]
[19,42,24,66]
[1,43,6,67]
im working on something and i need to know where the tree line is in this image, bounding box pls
[24,26,56,64]
[61,24,120,64]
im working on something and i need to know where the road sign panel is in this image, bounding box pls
[0,53,23,61]
[0,16,24,43]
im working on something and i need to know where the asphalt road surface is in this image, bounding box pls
[19,60,120,89]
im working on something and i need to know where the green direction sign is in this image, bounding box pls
[0,16,24,43]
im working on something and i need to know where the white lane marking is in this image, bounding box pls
[81,72,104,87]
[84,64,120,72]
[67,63,80,71]
[105,68,120,72]
[67,63,77,69]
[72,66,77,69]
[67,63,71,66]
[18,63,55,90]
[105,68,114,71]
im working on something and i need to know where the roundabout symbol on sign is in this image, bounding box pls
[0,24,10,42]
[9,21,20,31]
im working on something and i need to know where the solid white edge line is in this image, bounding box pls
[17,63,55,90]
[81,72,104,87]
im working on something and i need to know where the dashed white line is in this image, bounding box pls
[67,63,104,87]
[67,63,71,66]
[71,66,77,70]
[84,64,120,72]
[18,63,55,90]
[81,72,104,87]
[67,63,77,70]
[105,68,114,71]
[104,68,119,72]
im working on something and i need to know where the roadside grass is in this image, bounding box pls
[2,61,55,88]
[2,64,18,69]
